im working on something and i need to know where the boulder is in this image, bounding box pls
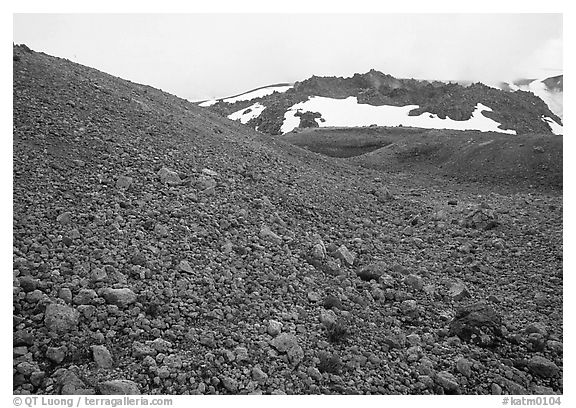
[158,167,181,185]
[44,304,79,333]
[461,204,498,230]
[178,260,194,274]
[98,379,140,395]
[436,371,460,393]
[448,282,470,301]
[260,225,282,243]
[116,175,133,189]
[267,320,283,336]
[100,288,136,307]
[449,302,503,347]
[91,345,113,369]
[357,262,386,281]
[528,356,560,378]
[270,333,299,353]
[334,245,354,266]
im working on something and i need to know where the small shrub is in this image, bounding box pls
[317,351,342,374]
[325,320,350,343]
[323,295,342,310]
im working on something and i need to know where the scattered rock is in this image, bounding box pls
[46,346,67,364]
[252,367,268,384]
[436,371,460,393]
[100,288,137,307]
[73,289,97,305]
[260,225,282,243]
[58,287,73,303]
[91,345,113,369]
[158,167,181,185]
[99,379,141,395]
[448,282,470,301]
[334,245,354,266]
[524,322,548,337]
[18,276,39,292]
[90,268,108,282]
[456,357,472,377]
[116,175,133,189]
[129,252,147,266]
[491,383,503,395]
[310,242,326,261]
[449,302,503,347]
[400,300,420,320]
[270,333,303,364]
[132,342,156,359]
[154,223,169,236]
[30,371,45,387]
[202,168,218,177]
[461,204,499,230]
[178,260,194,274]
[528,356,559,378]
[405,333,421,346]
[375,187,394,202]
[267,320,283,336]
[57,212,72,225]
[357,262,385,281]
[57,368,93,394]
[221,376,238,392]
[307,291,321,302]
[234,346,249,362]
[164,354,183,369]
[487,294,501,303]
[319,309,337,327]
[270,333,300,353]
[404,274,424,290]
[17,361,38,376]
[44,304,79,333]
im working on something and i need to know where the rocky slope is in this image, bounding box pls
[13,45,563,396]
[498,75,563,121]
[201,70,563,135]
[284,127,563,192]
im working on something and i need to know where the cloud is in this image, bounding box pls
[515,36,563,79]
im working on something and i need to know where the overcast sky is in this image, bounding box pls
[13,14,562,101]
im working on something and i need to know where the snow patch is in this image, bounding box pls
[542,116,563,135]
[199,99,218,107]
[280,96,516,135]
[529,79,563,120]
[223,85,293,104]
[281,110,304,134]
[227,102,266,124]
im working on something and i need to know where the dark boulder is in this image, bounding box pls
[449,301,503,347]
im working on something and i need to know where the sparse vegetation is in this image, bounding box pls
[324,320,350,343]
[323,295,342,310]
[317,351,342,374]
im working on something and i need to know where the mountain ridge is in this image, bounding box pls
[201,70,562,136]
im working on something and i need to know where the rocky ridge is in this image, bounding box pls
[203,69,562,135]
[13,45,562,395]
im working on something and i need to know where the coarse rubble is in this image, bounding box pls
[13,45,563,395]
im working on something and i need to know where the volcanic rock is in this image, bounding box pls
[449,302,503,346]
[44,304,79,333]
[100,288,137,307]
[99,379,141,395]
